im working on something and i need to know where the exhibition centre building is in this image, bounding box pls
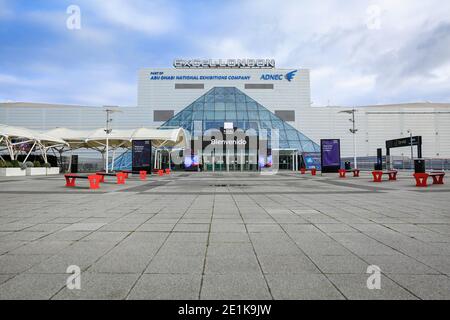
[1,59,450,171]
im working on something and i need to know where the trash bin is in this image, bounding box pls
[414,159,426,173]
[70,155,78,173]
[344,161,351,170]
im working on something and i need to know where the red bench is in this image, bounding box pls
[64,174,101,190]
[372,170,398,182]
[96,172,126,184]
[300,168,317,176]
[413,172,445,187]
[339,169,360,178]
[120,170,148,181]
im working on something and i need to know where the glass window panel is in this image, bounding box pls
[205,94,215,103]
[285,129,299,140]
[247,122,259,131]
[279,140,290,149]
[236,94,246,102]
[236,111,248,120]
[192,111,203,120]
[246,96,256,103]
[301,141,315,152]
[215,102,225,111]
[204,102,214,110]
[205,110,215,120]
[195,96,205,103]
[181,112,192,121]
[225,110,237,120]
[215,87,226,95]
[193,103,203,111]
[224,94,235,103]
[271,120,285,129]
[247,102,257,110]
[270,112,279,120]
[258,110,271,120]
[165,120,179,127]
[214,111,225,120]
[259,120,272,129]
[215,94,225,102]
[225,103,235,111]
[279,129,288,141]
[223,87,234,94]
[235,121,245,130]
[236,102,246,111]
[248,111,259,120]
[288,141,302,150]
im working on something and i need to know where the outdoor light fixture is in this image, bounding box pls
[339,109,358,169]
[103,106,121,173]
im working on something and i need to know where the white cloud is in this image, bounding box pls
[87,0,179,35]
[192,0,450,105]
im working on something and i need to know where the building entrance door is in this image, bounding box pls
[205,152,258,172]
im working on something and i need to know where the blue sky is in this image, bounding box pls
[1,0,450,107]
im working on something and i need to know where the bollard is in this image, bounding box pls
[339,169,346,178]
[139,170,147,181]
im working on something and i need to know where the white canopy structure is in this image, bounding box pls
[131,127,188,148]
[44,128,91,150]
[40,127,188,150]
[0,124,68,163]
[1,124,188,171]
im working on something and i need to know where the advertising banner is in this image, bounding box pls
[320,139,341,173]
[132,140,152,173]
[302,152,321,170]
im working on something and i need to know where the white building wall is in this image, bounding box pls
[138,67,309,129]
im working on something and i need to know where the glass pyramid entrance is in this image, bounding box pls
[161,87,319,152]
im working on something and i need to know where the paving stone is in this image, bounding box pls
[388,275,450,300]
[128,274,201,300]
[327,274,417,300]
[309,255,369,274]
[0,274,66,299]
[201,273,271,300]
[53,273,140,300]
[266,274,345,300]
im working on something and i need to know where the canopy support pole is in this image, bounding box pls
[23,141,37,163]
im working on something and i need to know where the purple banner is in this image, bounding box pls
[321,139,341,167]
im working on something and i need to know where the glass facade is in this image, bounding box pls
[161,87,319,152]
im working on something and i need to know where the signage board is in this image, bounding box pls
[302,152,321,170]
[386,136,422,149]
[173,59,275,69]
[320,139,341,173]
[132,140,152,173]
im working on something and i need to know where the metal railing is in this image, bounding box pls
[342,156,450,171]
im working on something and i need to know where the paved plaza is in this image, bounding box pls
[0,171,449,300]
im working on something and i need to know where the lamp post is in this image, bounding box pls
[103,106,120,173]
[339,109,358,169]
[407,129,413,169]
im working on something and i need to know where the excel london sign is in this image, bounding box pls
[173,59,275,69]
